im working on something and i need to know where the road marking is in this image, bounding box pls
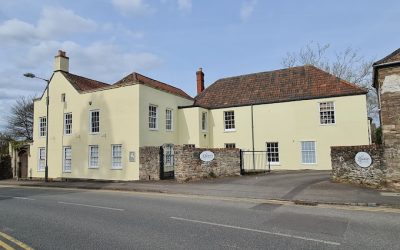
[0,195,35,201]
[0,240,14,250]
[57,201,124,211]
[0,231,34,250]
[380,192,400,197]
[170,216,341,246]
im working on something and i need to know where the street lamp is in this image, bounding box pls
[24,73,50,182]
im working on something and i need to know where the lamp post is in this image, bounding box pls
[24,73,50,182]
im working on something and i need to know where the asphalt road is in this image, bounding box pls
[0,186,399,250]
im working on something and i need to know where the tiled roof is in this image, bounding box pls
[373,48,400,65]
[114,72,193,100]
[193,65,367,109]
[62,72,109,92]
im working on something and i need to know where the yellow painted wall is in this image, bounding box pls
[181,95,370,170]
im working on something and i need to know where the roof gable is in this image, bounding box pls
[114,72,193,100]
[374,48,400,65]
[194,65,367,109]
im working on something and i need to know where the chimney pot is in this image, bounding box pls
[196,67,205,95]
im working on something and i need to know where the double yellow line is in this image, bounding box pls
[0,232,33,250]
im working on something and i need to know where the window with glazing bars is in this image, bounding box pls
[320,102,335,124]
[39,117,47,137]
[301,141,316,164]
[225,143,236,149]
[90,110,100,133]
[38,147,45,171]
[89,145,99,168]
[112,144,122,169]
[166,109,172,131]
[266,142,279,163]
[63,147,71,172]
[224,111,235,130]
[149,105,158,129]
[64,113,72,135]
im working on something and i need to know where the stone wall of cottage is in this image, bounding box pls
[173,146,241,182]
[377,65,400,190]
[331,145,386,189]
[139,147,161,181]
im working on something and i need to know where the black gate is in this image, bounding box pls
[240,150,271,174]
[160,144,174,180]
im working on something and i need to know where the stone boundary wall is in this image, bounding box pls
[331,145,386,189]
[138,146,241,182]
[139,147,160,181]
[174,146,241,182]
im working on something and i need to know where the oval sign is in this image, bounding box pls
[355,152,372,168]
[200,151,215,162]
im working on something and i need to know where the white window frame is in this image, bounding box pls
[224,143,236,149]
[111,144,123,169]
[64,113,72,135]
[149,104,158,130]
[88,145,99,168]
[63,146,72,173]
[319,101,336,125]
[165,108,173,131]
[266,142,280,165]
[201,112,208,132]
[164,144,174,167]
[224,111,235,131]
[301,141,317,164]
[38,147,45,172]
[89,110,100,134]
[39,116,47,137]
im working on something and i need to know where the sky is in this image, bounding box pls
[0,0,399,130]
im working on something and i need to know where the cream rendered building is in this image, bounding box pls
[28,51,370,180]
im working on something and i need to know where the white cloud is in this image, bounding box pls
[0,6,97,44]
[240,0,257,21]
[177,0,192,12]
[112,0,155,15]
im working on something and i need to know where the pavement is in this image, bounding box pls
[1,170,399,208]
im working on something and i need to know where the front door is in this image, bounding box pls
[18,150,28,178]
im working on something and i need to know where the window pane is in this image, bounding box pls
[320,102,335,124]
[149,105,157,129]
[266,142,279,163]
[90,111,99,133]
[224,111,235,130]
[112,145,122,168]
[301,141,316,164]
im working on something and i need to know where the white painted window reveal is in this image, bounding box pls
[90,110,100,133]
[38,147,46,171]
[149,105,158,130]
[320,102,335,124]
[266,142,279,164]
[224,111,235,131]
[64,113,72,135]
[39,117,47,137]
[112,144,122,169]
[89,145,99,168]
[301,141,316,164]
[63,147,72,172]
[166,109,173,131]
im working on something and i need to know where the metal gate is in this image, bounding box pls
[240,150,271,174]
[160,144,174,180]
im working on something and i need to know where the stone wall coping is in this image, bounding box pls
[331,144,382,151]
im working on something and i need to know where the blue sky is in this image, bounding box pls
[0,0,399,129]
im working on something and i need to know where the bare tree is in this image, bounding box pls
[6,96,34,141]
[0,132,11,155]
[282,42,378,120]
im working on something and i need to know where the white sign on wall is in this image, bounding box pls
[200,151,215,162]
[355,152,372,168]
[129,152,135,162]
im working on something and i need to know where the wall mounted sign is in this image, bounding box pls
[355,152,372,168]
[200,151,215,162]
[129,152,135,162]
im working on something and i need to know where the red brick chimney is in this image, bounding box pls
[196,68,204,95]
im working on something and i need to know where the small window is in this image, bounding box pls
[224,111,235,131]
[39,117,47,137]
[90,110,100,133]
[63,147,72,172]
[38,147,46,171]
[201,112,208,131]
[184,144,195,149]
[64,113,72,135]
[166,109,173,131]
[61,93,66,102]
[89,145,99,168]
[112,144,122,169]
[301,141,316,164]
[320,102,335,125]
[266,142,279,164]
[149,105,158,130]
[225,143,236,149]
